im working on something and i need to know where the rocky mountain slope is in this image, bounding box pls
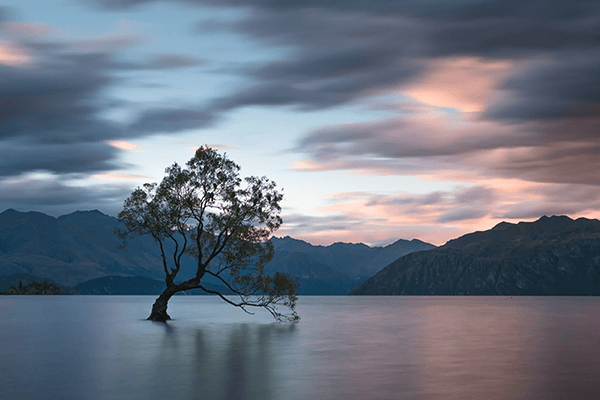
[351,216,600,295]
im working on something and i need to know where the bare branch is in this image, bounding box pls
[204,269,244,298]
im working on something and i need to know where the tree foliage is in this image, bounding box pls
[116,146,299,322]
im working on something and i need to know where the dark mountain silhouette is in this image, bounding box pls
[270,236,435,280]
[0,209,204,286]
[264,251,358,295]
[266,236,435,294]
[351,215,600,295]
[0,209,434,294]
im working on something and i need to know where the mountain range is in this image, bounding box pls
[0,209,434,295]
[5,209,598,296]
[351,215,600,295]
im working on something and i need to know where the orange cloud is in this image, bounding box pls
[402,57,514,112]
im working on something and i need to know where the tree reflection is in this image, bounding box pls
[150,323,296,400]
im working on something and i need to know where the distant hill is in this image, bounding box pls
[2,281,70,295]
[270,236,435,280]
[0,209,204,286]
[0,209,435,295]
[0,273,78,294]
[351,215,600,295]
[264,251,358,295]
[267,236,435,294]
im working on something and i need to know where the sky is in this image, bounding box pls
[1,0,599,246]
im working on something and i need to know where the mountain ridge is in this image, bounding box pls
[351,215,600,295]
[0,209,434,294]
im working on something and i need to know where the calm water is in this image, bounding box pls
[1,296,600,400]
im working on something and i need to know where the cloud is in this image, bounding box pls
[112,54,206,70]
[0,173,132,216]
[92,1,600,116]
[0,15,214,177]
[129,107,216,133]
[484,52,600,122]
[279,181,600,245]
[89,2,600,218]
[294,106,600,187]
[0,140,123,177]
[357,185,498,224]
[401,57,514,113]
[5,0,600,239]
[496,183,600,219]
[277,212,452,246]
[93,172,152,181]
[90,1,600,181]
[144,54,205,69]
[0,41,128,177]
[107,140,141,151]
[0,39,31,66]
[0,13,215,213]
[0,53,120,142]
[296,112,530,159]
[205,9,423,112]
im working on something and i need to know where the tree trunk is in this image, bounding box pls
[147,286,178,322]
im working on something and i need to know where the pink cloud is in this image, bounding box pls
[290,52,600,244]
[279,178,600,246]
[401,57,514,112]
[93,172,151,181]
[108,140,141,151]
[0,40,31,66]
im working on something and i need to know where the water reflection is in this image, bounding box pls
[1,296,600,400]
[414,298,600,400]
[144,322,297,400]
[523,300,600,399]
[416,300,532,399]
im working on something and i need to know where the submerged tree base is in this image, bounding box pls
[147,294,172,322]
[147,311,171,322]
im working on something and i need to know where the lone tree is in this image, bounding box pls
[116,146,299,322]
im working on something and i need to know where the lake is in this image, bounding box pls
[1,296,600,400]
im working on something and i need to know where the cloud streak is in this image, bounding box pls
[93,0,600,190]
[0,173,132,216]
[281,182,600,246]
[94,0,600,116]
[0,16,212,177]
[0,13,217,215]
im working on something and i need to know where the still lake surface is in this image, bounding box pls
[1,296,600,400]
